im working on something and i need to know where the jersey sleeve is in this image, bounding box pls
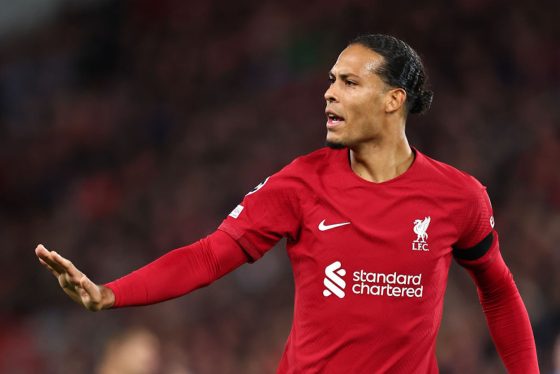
[218,167,302,261]
[453,176,495,258]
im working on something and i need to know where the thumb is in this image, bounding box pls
[80,276,101,302]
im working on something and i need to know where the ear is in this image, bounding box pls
[385,88,407,113]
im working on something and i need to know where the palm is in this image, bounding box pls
[57,270,84,302]
[35,244,109,311]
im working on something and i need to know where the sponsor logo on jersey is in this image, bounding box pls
[490,216,495,228]
[318,219,351,231]
[352,270,423,298]
[246,177,270,196]
[323,261,424,299]
[229,204,244,219]
[412,216,431,251]
[323,261,346,298]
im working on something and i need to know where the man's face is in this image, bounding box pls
[324,44,391,148]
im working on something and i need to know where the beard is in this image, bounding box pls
[325,140,347,149]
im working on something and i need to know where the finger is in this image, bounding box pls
[36,245,69,275]
[50,252,83,280]
[80,276,103,310]
[78,285,90,302]
[38,258,60,278]
[35,244,55,264]
[35,244,49,257]
[80,276,100,300]
[39,254,67,275]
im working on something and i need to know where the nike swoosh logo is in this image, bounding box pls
[318,219,351,231]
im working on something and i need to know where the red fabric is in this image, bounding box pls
[457,232,539,373]
[220,147,500,373]
[219,147,538,373]
[105,230,247,307]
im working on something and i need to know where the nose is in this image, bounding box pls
[324,84,338,103]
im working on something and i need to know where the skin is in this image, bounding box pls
[325,43,413,183]
[96,328,161,374]
[35,44,416,311]
[36,244,114,310]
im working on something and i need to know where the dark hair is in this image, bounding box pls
[349,34,433,115]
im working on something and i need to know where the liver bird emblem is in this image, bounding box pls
[413,217,431,243]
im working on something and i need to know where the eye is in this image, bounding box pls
[328,76,335,84]
[345,80,357,86]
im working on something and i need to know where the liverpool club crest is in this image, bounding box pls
[412,216,431,251]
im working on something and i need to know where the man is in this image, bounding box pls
[36,34,539,373]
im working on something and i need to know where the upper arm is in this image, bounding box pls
[452,176,498,265]
[218,168,302,261]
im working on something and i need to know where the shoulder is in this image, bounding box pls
[275,147,339,177]
[248,147,333,195]
[255,147,341,199]
[416,150,494,244]
[287,147,335,169]
[416,150,485,195]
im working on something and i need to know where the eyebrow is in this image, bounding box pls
[329,71,360,80]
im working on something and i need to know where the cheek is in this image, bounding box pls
[351,98,383,135]
[350,98,378,123]
[352,90,381,113]
[344,89,383,126]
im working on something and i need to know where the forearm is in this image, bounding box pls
[470,261,537,372]
[459,236,539,373]
[105,230,247,307]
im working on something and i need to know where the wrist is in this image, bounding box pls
[100,285,115,309]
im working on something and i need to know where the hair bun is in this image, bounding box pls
[410,90,433,115]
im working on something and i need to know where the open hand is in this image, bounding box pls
[35,244,114,311]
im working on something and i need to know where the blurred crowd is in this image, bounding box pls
[0,0,558,373]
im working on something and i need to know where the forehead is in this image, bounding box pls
[330,44,385,76]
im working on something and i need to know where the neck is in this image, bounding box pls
[349,134,414,183]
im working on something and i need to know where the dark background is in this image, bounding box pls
[0,0,558,373]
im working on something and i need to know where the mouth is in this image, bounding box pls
[326,110,345,128]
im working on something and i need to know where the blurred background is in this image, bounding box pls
[0,0,558,373]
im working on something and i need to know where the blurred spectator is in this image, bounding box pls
[96,327,161,374]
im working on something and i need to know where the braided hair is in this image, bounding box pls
[350,34,433,115]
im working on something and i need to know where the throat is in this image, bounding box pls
[349,146,415,183]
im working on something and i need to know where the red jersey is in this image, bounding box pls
[219,147,495,373]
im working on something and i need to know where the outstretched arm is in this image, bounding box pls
[36,230,248,310]
[455,231,539,373]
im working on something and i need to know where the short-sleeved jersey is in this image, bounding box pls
[219,147,495,374]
